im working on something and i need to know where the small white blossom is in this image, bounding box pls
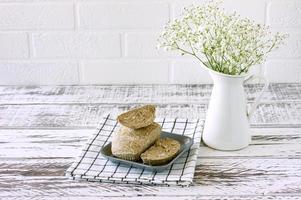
[158,1,288,75]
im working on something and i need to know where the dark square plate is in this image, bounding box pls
[100,131,193,172]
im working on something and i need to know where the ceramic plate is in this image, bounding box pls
[100,131,193,172]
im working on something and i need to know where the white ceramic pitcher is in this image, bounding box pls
[202,68,269,151]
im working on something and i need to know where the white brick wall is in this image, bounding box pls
[79,3,169,30]
[32,33,121,59]
[267,0,301,28]
[81,60,169,84]
[0,62,78,85]
[0,33,29,59]
[0,3,74,30]
[0,0,300,85]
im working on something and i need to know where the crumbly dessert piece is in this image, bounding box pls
[111,122,161,161]
[117,105,156,129]
[140,138,181,166]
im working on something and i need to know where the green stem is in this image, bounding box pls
[174,43,209,68]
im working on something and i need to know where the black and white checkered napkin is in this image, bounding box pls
[66,114,203,186]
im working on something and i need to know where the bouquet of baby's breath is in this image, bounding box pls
[158,1,287,75]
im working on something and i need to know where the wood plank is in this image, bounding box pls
[3,196,300,200]
[0,129,91,158]
[0,127,300,199]
[0,128,300,159]
[1,159,300,197]
[251,128,301,144]
[0,158,70,177]
[199,144,301,158]
[0,84,300,198]
[2,143,300,159]
[0,84,300,105]
[194,158,301,194]
[2,128,300,145]
[0,103,300,128]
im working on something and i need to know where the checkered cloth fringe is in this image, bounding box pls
[66,114,203,186]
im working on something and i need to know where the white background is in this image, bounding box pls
[0,0,300,85]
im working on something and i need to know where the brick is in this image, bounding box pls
[0,62,79,85]
[125,32,178,58]
[269,32,301,59]
[0,33,28,59]
[0,3,74,30]
[172,60,262,84]
[172,60,212,84]
[79,3,169,29]
[267,0,301,28]
[172,0,266,23]
[80,60,169,84]
[264,60,301,82]
[222,0,266,24]
[32,33,121,59]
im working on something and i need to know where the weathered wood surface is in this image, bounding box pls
[0,103,300,128]
[4,197,301,200]
[0,84,301,199]
[1,128,300,159]
[0,84,300,104]
[1,159,301,197]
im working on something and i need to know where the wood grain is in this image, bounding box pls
[0,103,300,129]
[1,159,300,197]
[1,128,300,159]
[3,196,301,200]
[0,84,300,104]
[0,84,300,199]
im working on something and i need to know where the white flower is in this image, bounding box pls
[158,1,288,75]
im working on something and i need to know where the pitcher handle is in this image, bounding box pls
[244,74,269,119]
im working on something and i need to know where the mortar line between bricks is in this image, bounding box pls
[1,28,300,33]
[1,58,300,63]
[27,32,33,59]
[76,61,81,85]
[264,0,268,25]
[121,33,126,58]
[168,60,174,84]
[74,2,79,31]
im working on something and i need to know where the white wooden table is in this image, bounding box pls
[1,84,301,199]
